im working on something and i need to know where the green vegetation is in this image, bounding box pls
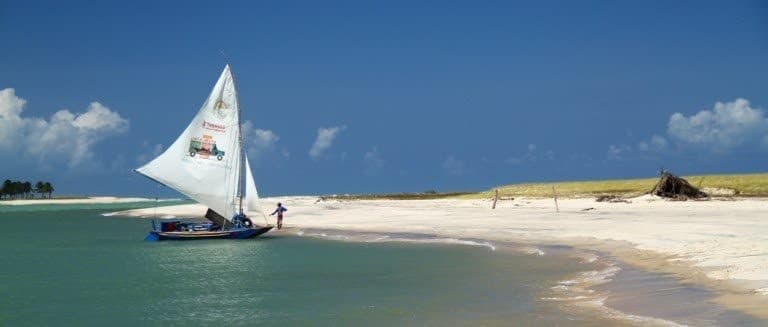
[459,173,768,199]
[1,180,55,200]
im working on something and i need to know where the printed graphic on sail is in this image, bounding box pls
[189,135,226,161]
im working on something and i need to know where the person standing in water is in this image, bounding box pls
[270,202,288,229]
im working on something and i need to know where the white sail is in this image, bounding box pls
[244,157,260,211]
[137,65,260,221]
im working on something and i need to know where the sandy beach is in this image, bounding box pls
[0,196,160,206]
[110,195,768,317]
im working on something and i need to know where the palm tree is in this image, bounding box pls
[35,181,44,198]
[23,182,32,199]
[11,181,22,199]
[0,180,10,200]
[44,182,54,199]
[39,183,47,199]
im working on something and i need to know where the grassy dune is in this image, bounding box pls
[459,173,768,199]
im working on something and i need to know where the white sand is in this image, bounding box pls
[110,195,768,290]
[0,196,157,206]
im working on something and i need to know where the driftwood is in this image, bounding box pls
[650,171,708,200]
[595,195,631,203]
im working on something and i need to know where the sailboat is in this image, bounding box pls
[136,65,273,241]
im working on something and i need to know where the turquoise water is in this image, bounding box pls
[0,199,188,213]
[0,203,609,326]
[0,203,762,326]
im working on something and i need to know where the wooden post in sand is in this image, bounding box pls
[552,185,559,213]
[492,189,499,209]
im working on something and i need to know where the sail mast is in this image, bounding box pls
[237,112,245,215]
[232,65,245,216]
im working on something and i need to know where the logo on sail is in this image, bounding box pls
[213,99,229,119]
[203,120,226,133]
[189,135,225,161]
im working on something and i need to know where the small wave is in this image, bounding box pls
[541,295,590,301]
[295,230,496,251]
[584,300,689,327]
[370,237,497,251]
[300,232,351,241]
[523,247,545,256]
[571,252,599,263]
[545,259,688,327]
[546,288,687,326]
[577,266,622,286]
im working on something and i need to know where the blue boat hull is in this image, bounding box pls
[146,226,273,241]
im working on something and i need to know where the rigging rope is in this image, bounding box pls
[259,207,270,226]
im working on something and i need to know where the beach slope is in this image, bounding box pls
[110,195,768,316]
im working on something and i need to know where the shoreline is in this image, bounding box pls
[276,227,690,325]
[107,195,768,320]
[0,197,178,206]
[271,227,762,325]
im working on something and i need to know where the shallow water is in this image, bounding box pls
[598,262,763,326]
[0,203,762,326]
[0,199,187,213]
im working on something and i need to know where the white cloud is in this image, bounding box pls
[241,120,280,157]
[506,144,555,165]
[607,144,631,160]
[152,143,164,156]
[136,142,164,164]
[0,88,129,168]
[611,98,766,159]
[363,147,385,175]
[667,98,768,151]
[309,125,346,159]
[608,145,625,155]
[0,88,25,147]
[253,129,279,148]
[442,156,465,175]
[637,134,668,152]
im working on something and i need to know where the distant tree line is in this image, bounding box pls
[0,180,55,200]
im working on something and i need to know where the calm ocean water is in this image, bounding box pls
[0,203,763,326]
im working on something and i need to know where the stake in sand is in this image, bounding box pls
[552,185,559,213]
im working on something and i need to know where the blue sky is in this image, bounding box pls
[1,1,766,196]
